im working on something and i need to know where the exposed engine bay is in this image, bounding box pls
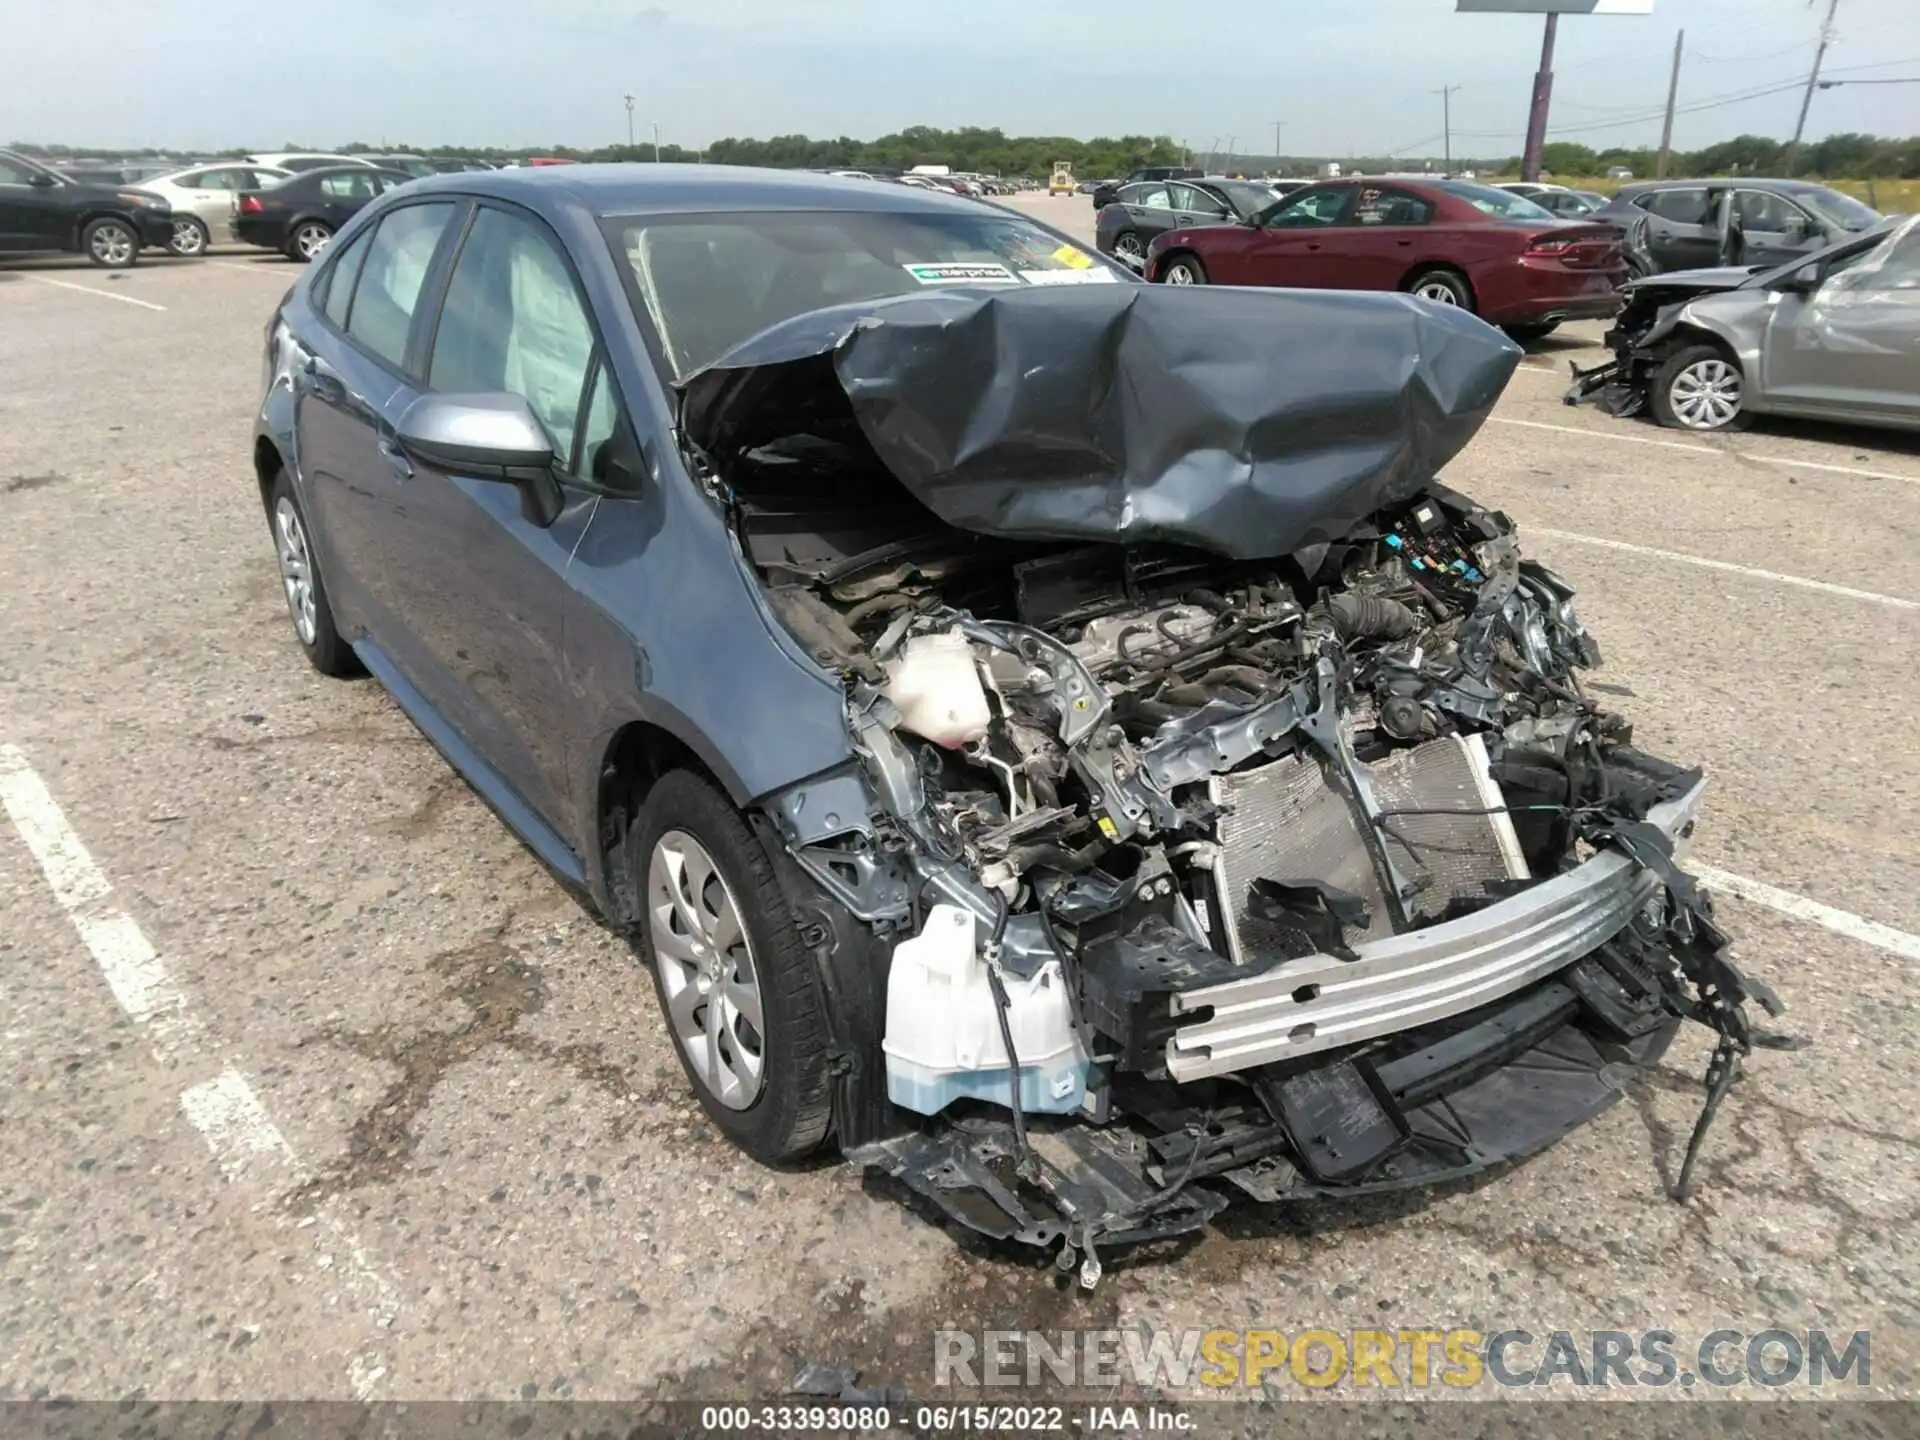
[686,285,1799,1284]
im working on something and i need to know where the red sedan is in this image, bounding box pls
[1144,178,1625,338]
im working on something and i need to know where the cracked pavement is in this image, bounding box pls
[0,216,1916,1411]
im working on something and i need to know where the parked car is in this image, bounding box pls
[234,165,412,260]
[1494,181,1569,199]
[361,153,440,179]
[1145,178,1626,339]
[1091,166,1204,209]
[0,148,175,265]
[1591,178,1881,277]
[245,152,373,174]
[1567,215,1920,433]
[54,161,178,186]
[249,164,1780,1269]
[1535,189,1607,219]
[1095,177,1295,270]
[134,161,291,255]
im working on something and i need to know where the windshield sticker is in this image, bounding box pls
[904,261,1019,285]
[1019,268,1120,286]
[1052,244,1096,270]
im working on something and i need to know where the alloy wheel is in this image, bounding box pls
[1164,261,1197,285]
[273,496,318,645]
[1668,357,1742,429]
[293,223,331,260]
[90,223,135,267]
[169,219,207,257]
[648,829,766,1110]
[1114,233,1144,267]
[1415,279,1461,306]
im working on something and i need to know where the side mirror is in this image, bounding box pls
[394,392,565,528]
[28,172,59,189]
[1779,262,1822,293]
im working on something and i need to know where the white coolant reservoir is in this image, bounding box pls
[883,905,1090,1116]
[882,629,991,748]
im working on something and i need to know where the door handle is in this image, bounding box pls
[1306,242,1322,251]
[377,437,413,480]
[1395,238,1413,247]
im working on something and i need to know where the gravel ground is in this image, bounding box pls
[1,203,1915,1421]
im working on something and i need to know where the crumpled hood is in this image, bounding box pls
[1625,265,1761,297]
[679,284,1522,561]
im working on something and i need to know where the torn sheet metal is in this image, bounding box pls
[681,284,1523,560]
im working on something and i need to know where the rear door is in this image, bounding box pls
[170,166,244,229]
[1762,221,1920,421]
[318,169,383,228]
[1235,184,1357,287]
[377,201,611,830]
[1638,186,1714,271]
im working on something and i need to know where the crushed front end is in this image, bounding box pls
[690,285,1794,1280]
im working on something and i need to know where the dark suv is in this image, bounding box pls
[0,149,176,266]
[1592,177,1881,276]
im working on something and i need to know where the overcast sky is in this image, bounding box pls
[7,0,1916,156]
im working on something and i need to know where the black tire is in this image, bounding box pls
[1504,321,1560,343]
[631,770,833,1163]
[265,469,359,676]
[82,216,139,268]
[167,216,210,258]
[1405,266,1474,311]
[1159,252,1208,285]
[286,219,333,262]
[1110,229,1146,270]
[1649,342,1753,432]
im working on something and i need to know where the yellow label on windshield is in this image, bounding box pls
[1054,244,1095,270]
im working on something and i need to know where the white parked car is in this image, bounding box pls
[243,152,371,174]
[133,161,291,254]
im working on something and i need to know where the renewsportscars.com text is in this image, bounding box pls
[933,1327,1872,1391]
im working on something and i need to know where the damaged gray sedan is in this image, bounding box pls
[1567,213,1920,433]
[251,167,1793,1282]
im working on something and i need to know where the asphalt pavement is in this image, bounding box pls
[1,208,1915,1413]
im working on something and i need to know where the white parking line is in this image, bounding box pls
[1694,864,1920,962]
[1489,416,1920,485]
[206,260,296,277]
[1529,528,1917,611]
[0,740,398,1396]
[20,275,167,311]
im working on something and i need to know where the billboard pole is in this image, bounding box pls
[1519,12,1558,182]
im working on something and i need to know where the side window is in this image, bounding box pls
[1645,188,1709,225]
[246,169,284,190]
[0,157,35,185]
[345,202,456,369]
[1267,186,1354,228]
[1136,185,1173,211]
[197,169,240,192]
[575,363,625,483]
[320,173,354,199]
[428,206,597,456]
[1354,188,1433,226]
[1169,184,1229,218]
[318,228,372,328]
[1733,190,1797,232]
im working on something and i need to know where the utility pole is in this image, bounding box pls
[652,121,661,164]
[1784,0,1840,174]
[1519,12,1558,183]
[1271,120,1285,171]
[1225,135,1237,173]
[1656,29,1684,178]
[624,94,635,149]
[1434,85,1461,174]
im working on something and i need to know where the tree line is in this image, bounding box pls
[15,125,1918,180]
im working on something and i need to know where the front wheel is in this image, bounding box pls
[83,217,139,268]
[287,220,332,261]
[167,216,210,258]
[1160,254,1207,285]
[1111,230,1146,269]
[1651,344,1753,432]
[632,770,833,1163]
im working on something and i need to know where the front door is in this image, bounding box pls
[377,201,613,832]
[0,156,66,249]
[1328,185,1437,291]
[1763,221,1920,421]
[1240,184,1357,287]
[1733,189,1819,269]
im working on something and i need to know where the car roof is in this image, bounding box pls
[1620,177,1819,193]
[383,163,994,219]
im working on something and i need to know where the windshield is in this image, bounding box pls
[613,209,1123,377]
[1436,181,1556,221]
[1789,185,1881,232]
